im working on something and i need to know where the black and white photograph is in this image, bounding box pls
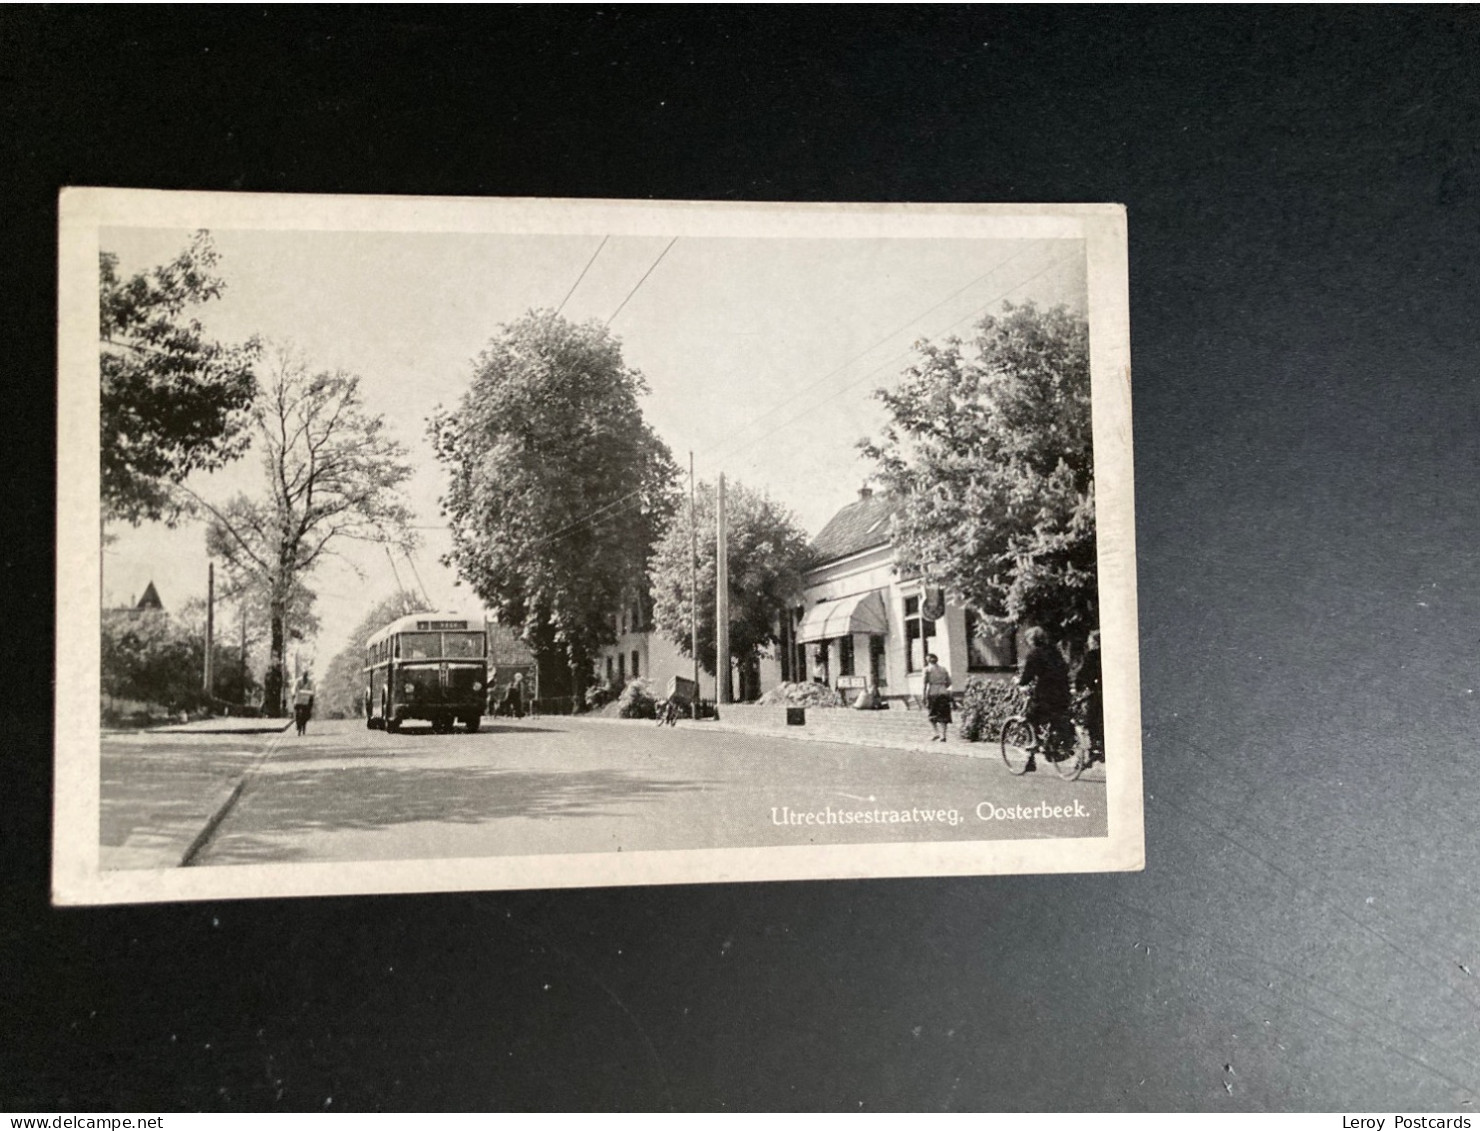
[56,191,1139,904]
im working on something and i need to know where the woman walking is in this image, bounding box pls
[922,653,953,742]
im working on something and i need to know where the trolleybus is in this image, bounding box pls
[364,612,489,733]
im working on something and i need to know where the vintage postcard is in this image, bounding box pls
[56,190,1141,904]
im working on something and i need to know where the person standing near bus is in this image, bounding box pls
[292,673,315,736]
[504,672,526,719]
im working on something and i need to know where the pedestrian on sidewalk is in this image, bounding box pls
[293,673,315,736]
[923,653,952,742]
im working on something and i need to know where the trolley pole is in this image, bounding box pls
[689,452,699,719]
[716,472,731,705]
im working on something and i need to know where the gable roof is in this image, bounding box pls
[810,491,898,566]
[136,581,163,611]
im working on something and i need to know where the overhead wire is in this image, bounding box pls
[521,244,1082,548]
[606,237,678,326]
[404,550,432,609]
[713,243,1084,468]
[556,235,608,316]
[705,240,1046,464]
[384,545,408,599]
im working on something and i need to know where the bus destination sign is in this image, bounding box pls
[417,620,468,631]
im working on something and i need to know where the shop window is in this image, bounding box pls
[631,650,640,679]
[904,595,936,673]
[965,608,1016,671]
[838,635,855,677]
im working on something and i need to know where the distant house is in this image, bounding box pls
[590,591,697,699]
[789,487,1017,703]
[105,579,165,619]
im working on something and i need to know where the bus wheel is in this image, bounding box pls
[386,717,402,734]
[465,715,481,734]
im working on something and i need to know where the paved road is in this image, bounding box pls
[102,718,1108,868]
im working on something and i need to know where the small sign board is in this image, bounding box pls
[836,675,868,689]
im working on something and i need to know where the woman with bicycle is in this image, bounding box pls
[1015,626,1073,772]
[1075,630,1105,764]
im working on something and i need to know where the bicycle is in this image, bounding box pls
[655,695,687,727]
[999,706,1091,780]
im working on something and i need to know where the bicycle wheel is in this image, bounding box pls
[1052,729,1087,780]
[999,717,1036,774]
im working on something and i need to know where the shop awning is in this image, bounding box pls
[796,590,889,643]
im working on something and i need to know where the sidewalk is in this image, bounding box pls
[100,727,286,870]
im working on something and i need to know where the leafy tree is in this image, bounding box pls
[648,479,812,699]
[319,590,428,719]
[99,608,237,715]
[171,597,268,711]
[430,311,678,700]
[200,348,415,715]
[861,302,1097,651]
[100,231,259,526]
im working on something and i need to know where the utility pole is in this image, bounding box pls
[204,562,214,698]
[716,472,731,705]
[689,452,699,719]
[240,599,248,708]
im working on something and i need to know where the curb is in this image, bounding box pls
[563,713,1001,761]
[179,777,251,867]
[148,720,294,736]
[177,727,292,866]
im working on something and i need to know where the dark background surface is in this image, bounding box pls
[4,6,1478,1112]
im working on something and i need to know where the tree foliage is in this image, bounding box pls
[319,590,428,719]
[100,607,256,715]
[648,479,812,687]
[100,231,259,526]
[861,302,1097,649]
[430,311,678,687]
[203,348,415,714]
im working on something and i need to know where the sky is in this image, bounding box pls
[100,223,1086,665]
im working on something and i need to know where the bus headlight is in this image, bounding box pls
[404,683,415,695]
[473,681,483,691]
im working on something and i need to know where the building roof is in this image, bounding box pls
[136,581,163,611]
[809,490,898,566]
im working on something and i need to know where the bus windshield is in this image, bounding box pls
[399,633,441,660]
[392,631,485,661]
[443,633,485,659]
